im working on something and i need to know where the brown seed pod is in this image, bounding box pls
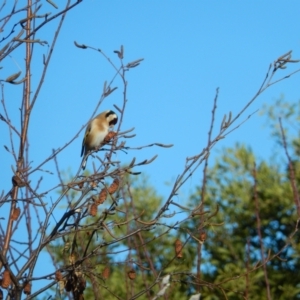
[77,181,84,189]
[97,189,107,205]
[127,269,136,280]
[89,203,97,217]
[90,181,98,188]
[107,178,119,194]
[78,294,84,300]
[1,270,11,289]
[23,282,31,295]
[69,252,77,264]
[174,239,183,258]
[102,266,110,279]
[55,270,63,281]
[199,232,206,244]
[12,175,26,187]
[78,277,86,292]
[11,207,21,221]
[103,131,117,143]
[65,278,72,292]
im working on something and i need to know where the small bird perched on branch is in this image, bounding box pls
[81,110,118,170]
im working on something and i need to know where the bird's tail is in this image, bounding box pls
[81,155,88,170]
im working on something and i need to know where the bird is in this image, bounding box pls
[81,110,118,170]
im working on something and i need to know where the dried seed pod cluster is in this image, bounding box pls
[107,178,119,194]
[127,269,136,280]
[65,278,72,292]
[64,271,86,296]
[11,207,21,221]
[1,270,11,289]
[103,131,117,143]
[55,270,63,281]
[89,203,97,217]
[23,282,31,295]
[97,189,107,205]
[174,239,183,258]
[69,252,77,265]
[102,266,110,279]
[89,178,120,216]
[78,277,86,293]
[199,232,206,244]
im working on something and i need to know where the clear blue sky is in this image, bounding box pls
[1,0,300,293]
[1,0,300,231]
[2,1,300,194]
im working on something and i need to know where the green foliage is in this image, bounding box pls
[187,139,300,299]
[261,97,300,147]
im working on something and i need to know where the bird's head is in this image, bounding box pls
[105,110,118,127]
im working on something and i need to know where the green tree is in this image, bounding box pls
[186,100,300,299]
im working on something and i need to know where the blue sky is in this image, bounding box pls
[1,0,300,294]
[1,0,300,231]
[2,1,300,197]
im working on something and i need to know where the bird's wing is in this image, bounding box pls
[81,123,91,157]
